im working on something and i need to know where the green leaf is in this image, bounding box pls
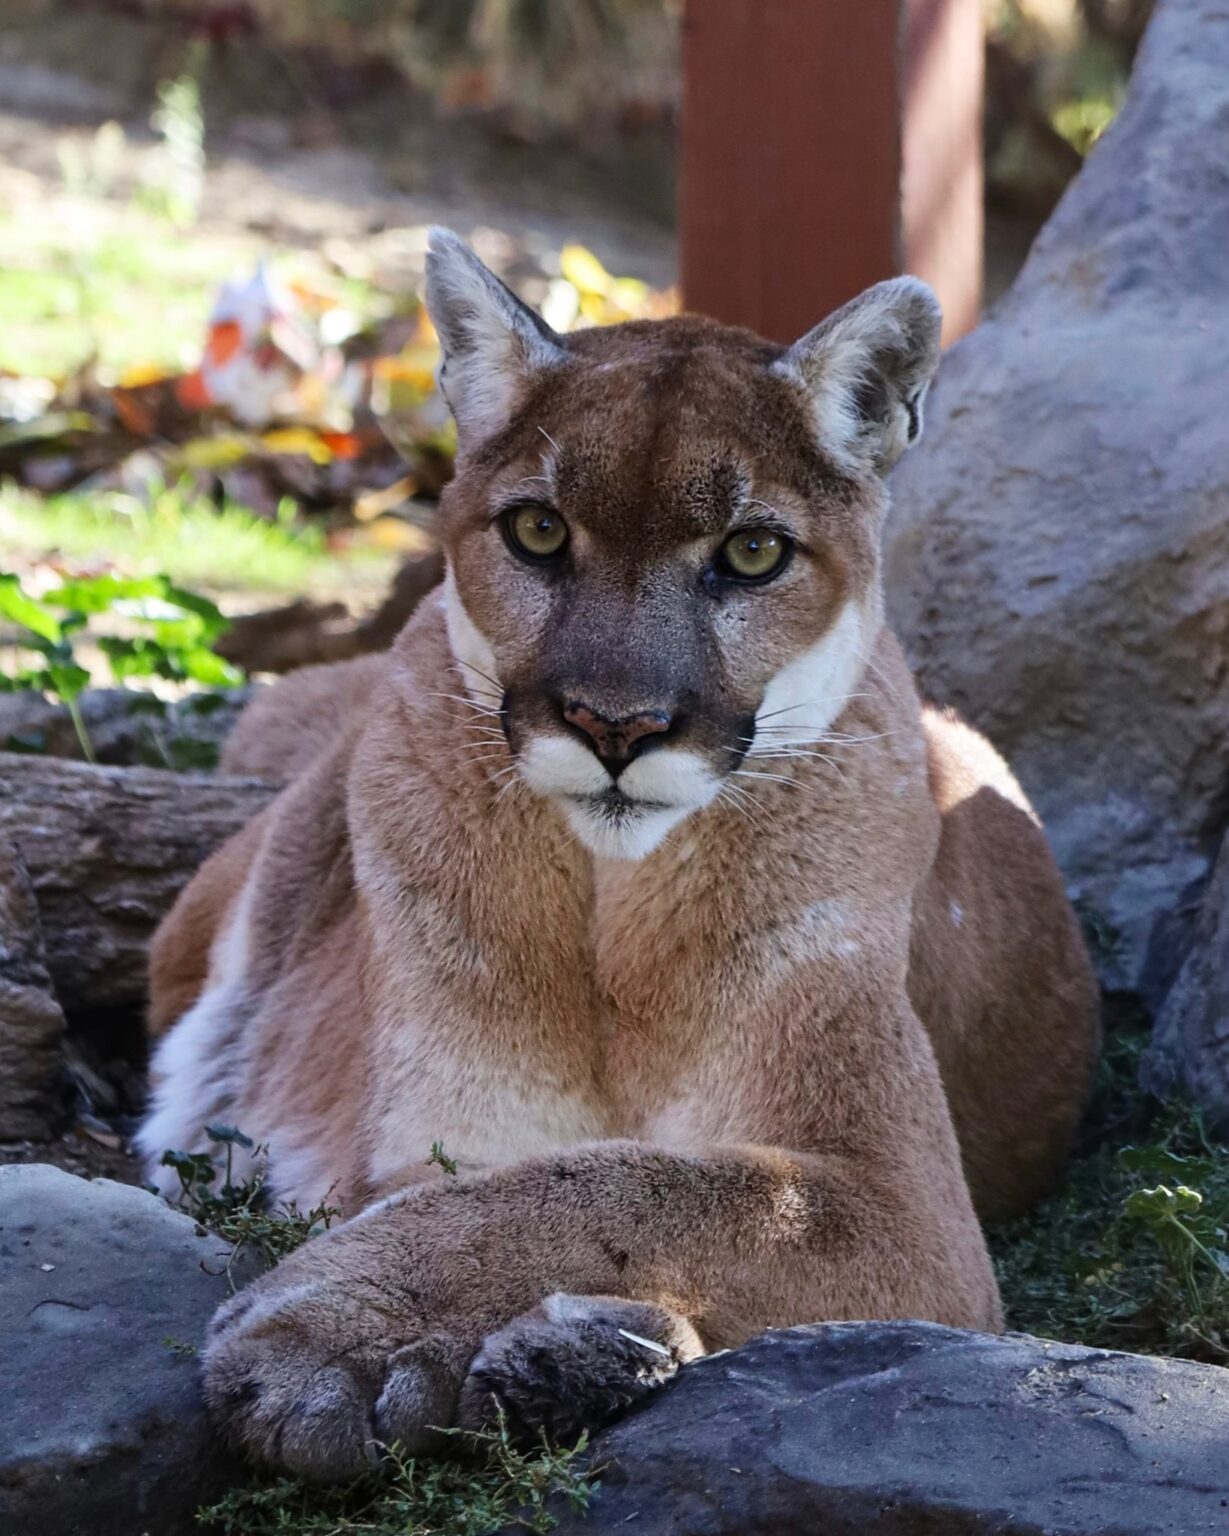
[164,581,231,644]
[179,647,242,687]
[42,574,169,615]
[98,635,169,682]
[43,660,90,704]
[0,573,62,643]
[0,668,54,693]
[205,1124,256,1150]
[160,1148,216,1186]
[147,615,208,651]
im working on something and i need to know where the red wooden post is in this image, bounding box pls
[680,0,983,346]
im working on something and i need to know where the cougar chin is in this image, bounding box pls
[517,735,721,860]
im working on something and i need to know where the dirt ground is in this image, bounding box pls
[1,1129,144,1184]
[0,2,678,291]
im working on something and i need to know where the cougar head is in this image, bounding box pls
[425,229,940,860]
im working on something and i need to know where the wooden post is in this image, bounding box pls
[680,0,983,346]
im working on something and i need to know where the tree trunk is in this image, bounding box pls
[0,754,277,1016]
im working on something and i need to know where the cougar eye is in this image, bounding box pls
[718,528,791,583]
[503,503,569,563]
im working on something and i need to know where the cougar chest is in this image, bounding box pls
[584,856,734,1111]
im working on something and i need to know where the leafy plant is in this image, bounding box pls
[992,1022,1229,1362]
[160,1124,339,1279]
[0,569,242,761]
[199,1416,596,1536]
[426,1140,460,1176]
[0,572,93,754]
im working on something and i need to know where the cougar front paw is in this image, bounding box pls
[202,1277,473,1479]
[456,1293,704,1445]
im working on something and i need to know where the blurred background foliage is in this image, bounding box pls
[10,1,1154,190]
[0,0,1156,702]
[110,0,1153,197]
[984,0,1153,216]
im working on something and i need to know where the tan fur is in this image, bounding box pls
[221,654,387,782]
[141,239,1099,1477]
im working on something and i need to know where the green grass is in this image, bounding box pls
[0,203,394,380]
[991,1019,1229,1363]
[0,481,383,597]
[199,1424,596,1536]
[0,211,237,379]
[159,1129,596,1536]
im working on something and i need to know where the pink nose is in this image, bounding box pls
[563,703,672,763]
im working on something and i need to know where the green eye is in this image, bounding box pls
[719,528,791,582]
[504,504,569,562]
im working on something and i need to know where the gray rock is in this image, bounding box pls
[1143,828,1229,1129]
[0,843,66,1141]
[884,0,1229,992]
[535,1321,1229,1535]
[0,1164,253,1536]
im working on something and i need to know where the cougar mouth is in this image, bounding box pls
[569,788,674,817]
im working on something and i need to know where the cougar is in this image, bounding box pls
[139,230,1099,1477]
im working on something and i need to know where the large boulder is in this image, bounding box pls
[535,1321,1229,1535]
[885,0,1229,994]
[1143,825,1229,1127]
[0,1164,253,1536]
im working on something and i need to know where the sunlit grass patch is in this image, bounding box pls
[0,481,392,598]
[0,206,394,381]
[0,210,237,379]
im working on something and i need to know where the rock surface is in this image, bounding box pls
[0,843,66,1140]
[885,0,1229,992]
[5,1189,1228,1536]
[1143,827,1229,1129]
[0,1163,253,1536]
[535,1321,1229,1536]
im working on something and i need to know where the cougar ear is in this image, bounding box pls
[424,227,566,454]
[779,277,942,475]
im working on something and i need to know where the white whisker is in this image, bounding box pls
[427,692,503,717]
[749,748,840,765]
[494,770,523,802]
[717,781,765,828]
[455,659,504,696]
[754,692,872,724]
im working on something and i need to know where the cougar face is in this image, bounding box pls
[426,231,940,859]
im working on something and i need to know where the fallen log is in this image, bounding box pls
[0,754,277,1015]
[0,840,67,1139]
[215,547,444,674]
